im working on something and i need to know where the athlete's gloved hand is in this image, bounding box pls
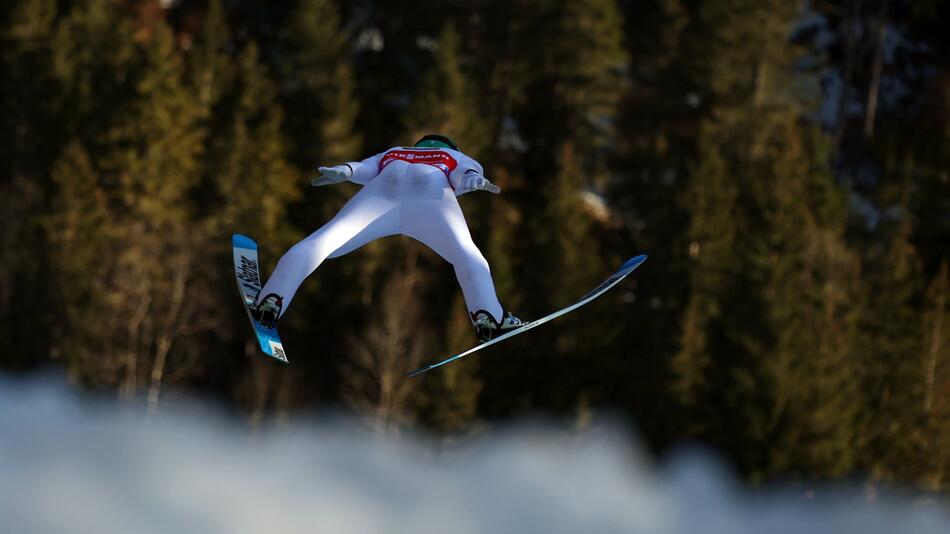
[311,164,352,187]
[456,172,501,196]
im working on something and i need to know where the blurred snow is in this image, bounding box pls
[1,376,948,534]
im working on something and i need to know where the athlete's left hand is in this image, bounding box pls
[457,172,501,196]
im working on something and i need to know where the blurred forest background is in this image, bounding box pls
[1,0,948,490]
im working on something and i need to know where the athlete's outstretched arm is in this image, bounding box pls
[449,154,500,195]
[311,152,384,187]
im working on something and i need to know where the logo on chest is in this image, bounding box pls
[379,149,458,177]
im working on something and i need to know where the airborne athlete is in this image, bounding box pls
[251,134,524,342]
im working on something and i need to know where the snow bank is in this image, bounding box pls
[1,376,947,534]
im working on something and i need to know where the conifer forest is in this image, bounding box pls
[1,0,949,493]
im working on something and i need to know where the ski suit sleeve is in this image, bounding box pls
[344,152,385,185]
[448,152,485,192]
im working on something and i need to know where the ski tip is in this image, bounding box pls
[621,254,648,271]
[406,366,431,378]
[232,234,257,250]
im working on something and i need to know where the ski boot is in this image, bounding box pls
[251,293,283,329]
[471,309,524,342]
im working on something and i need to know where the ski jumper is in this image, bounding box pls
[257,147,505,322]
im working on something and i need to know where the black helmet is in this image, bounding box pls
[414,134,459,151]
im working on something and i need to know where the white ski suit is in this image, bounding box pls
[257,146,505,322]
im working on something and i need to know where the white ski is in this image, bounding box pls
[408,254,647,377]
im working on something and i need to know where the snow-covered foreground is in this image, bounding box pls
[1,376,947,534]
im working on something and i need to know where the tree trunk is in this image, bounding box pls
[864,0,889,138]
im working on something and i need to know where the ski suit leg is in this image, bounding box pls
[258,188,399,316]
[402,192,505,322]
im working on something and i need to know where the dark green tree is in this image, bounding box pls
[404,24,490,155]
[187,0,231,111]
[671,0,863,479]
[922,260,950,488]
[44,143,113,383]
[184,2,304,414]
[477,0,628,416]
[48,0,205,404]
[276,0,360,168]
[399,23,493,430]
[0,0,60,369]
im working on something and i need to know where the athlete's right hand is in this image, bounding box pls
[310,164,352,187]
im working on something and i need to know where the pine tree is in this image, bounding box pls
[856,214,923,478]
[112,11,205,406]
[276,0,360,167]
[44,144,113,383]
[922,260,950,488]
[203,41,299,244]
[520,0,627,161]
[0,0,60,368]
[50,0,139,153]
[758,127,862,477]
[486,0,627,413]
[396,23,495,430]
[414,295,483,434]
[671,0,864,479]
[0,0,59,183]
[671,124,740,423]
[608,0,691,445]
[261,0,369,405]
[404,24,490,155]
[857,186,950,486]
[186,11,303,414]
[799,0,950,486]
[342,264,432,433]
[46,0,141,389]
[520,0,627,307]
[48,1,205,403]
[187,0,230,111]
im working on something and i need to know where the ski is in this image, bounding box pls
[407,254,647,377]
[232,234,288,363]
